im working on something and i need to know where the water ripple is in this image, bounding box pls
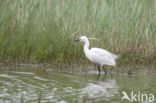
[80,79,118,99]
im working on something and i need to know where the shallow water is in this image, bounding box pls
[0,65,155,103]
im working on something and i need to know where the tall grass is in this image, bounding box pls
[0,0,155,64]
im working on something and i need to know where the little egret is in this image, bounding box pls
[73,36,119,75]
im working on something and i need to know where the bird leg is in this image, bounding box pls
[103,66,107,75]
[97,65,101,75]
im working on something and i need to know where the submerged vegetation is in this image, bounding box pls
[0,0,155,64]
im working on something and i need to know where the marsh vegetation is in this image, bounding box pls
[0,0,155,64]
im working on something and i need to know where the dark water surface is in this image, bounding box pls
[0,64,155,103]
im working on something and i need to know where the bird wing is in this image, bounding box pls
[90,48,119,60]
[90,48,118,66]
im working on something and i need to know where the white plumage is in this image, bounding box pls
[89,48,119,66]
[73,36,119,75]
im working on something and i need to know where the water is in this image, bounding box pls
[0,64,155,103]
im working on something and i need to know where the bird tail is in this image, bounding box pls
[112,54,120,60]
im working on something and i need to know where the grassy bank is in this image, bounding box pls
[0,0,155,65]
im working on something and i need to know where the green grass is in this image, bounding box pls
[0,0,155,65]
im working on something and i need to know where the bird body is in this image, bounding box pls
[88,48,118,66]
[73,36,119,75]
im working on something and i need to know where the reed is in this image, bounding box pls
[0,0,155,64]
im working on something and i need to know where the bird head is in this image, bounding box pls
[73,36,88,42]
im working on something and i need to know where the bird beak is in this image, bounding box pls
[73,39,80,42]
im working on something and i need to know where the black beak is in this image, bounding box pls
[73,39,80,42]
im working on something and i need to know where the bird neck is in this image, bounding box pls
[83,39,90,53]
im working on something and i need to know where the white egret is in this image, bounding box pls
[73,36,119,75]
